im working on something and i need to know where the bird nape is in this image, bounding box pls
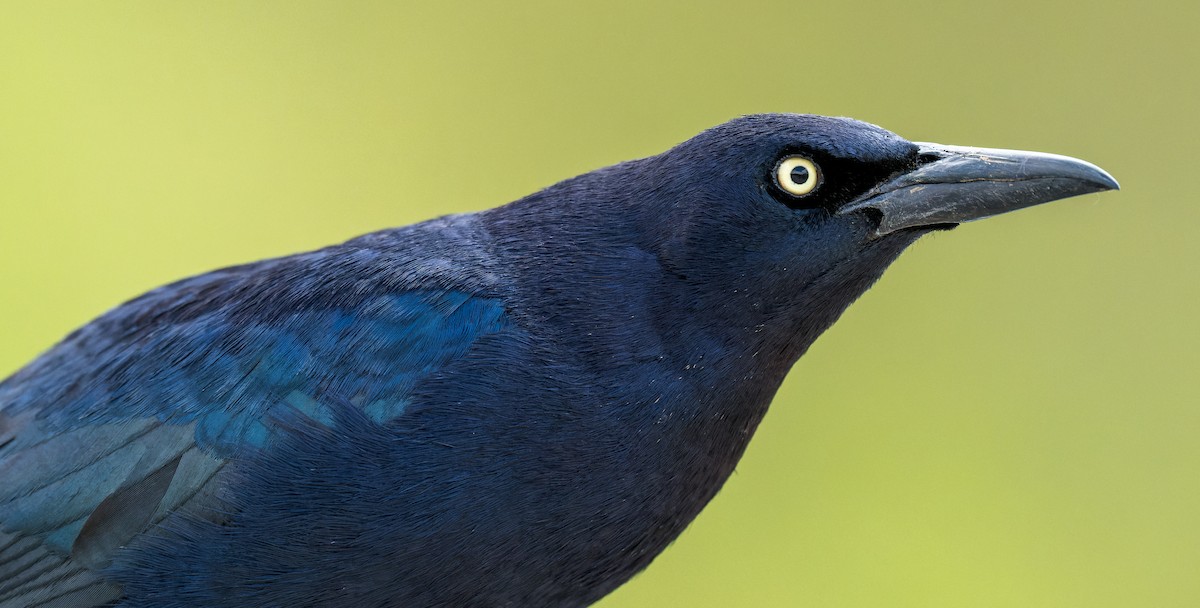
[0,114,1116,607]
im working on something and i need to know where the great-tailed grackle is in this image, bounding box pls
[0,114,1117,607]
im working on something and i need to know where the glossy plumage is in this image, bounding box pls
[0,114,1115,607]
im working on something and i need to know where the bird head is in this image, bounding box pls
[623,114,1118,356]
[648,113,1118,267]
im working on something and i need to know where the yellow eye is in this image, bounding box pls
[775,155,820,196]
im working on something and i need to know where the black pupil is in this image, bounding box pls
[790,165,810,183]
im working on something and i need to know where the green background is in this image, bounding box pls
[1,2,1195,606]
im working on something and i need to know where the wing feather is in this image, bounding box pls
[0,220,509,605]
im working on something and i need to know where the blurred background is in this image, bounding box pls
[0,2,1195,606]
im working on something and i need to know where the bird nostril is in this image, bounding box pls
[859,207,885,227]
[917,152,943,166]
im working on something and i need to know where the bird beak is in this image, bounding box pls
[838,143,1119,236]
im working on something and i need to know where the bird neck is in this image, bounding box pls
[481,184,918,410]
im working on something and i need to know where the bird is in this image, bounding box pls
[0,114,1117,607]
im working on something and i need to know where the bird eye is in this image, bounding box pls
[775,155,821,197]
